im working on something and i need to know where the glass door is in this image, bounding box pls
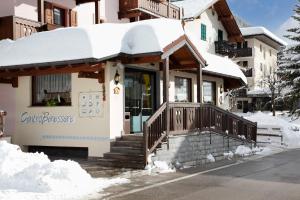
[125,69,156,133]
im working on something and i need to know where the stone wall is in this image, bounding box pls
[152,131,253,167]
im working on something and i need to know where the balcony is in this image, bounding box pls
[215,41,253,58]
[119,0,181,20]
[0,16,41,40]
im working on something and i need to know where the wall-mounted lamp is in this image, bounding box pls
[114,70,120,85]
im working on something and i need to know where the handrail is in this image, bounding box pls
[143,102,257,165]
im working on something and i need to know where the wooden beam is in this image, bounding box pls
[120,55,161,64]
[197,64,202,103]
[218,15,233,21]
[95,0,99,24]
[78,71,105,83]
[37,0,44,24]
[0,77,18,88]
[0,63,104,78]
[163,57,170,137]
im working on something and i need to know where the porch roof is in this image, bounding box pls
[0,19,205,71]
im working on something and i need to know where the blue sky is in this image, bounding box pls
[227,0,297,33]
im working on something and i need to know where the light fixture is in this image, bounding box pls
[114,70,120,85]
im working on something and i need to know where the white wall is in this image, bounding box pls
[0,1,15,17]
[12,62,124,157]
[0,84,16,136]
[184,8,228,54]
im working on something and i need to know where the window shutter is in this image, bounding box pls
[70,10,77,27]
[44,1,53,24]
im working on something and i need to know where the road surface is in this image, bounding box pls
[110,149,300,200]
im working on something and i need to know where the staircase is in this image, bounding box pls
[97,135,145,169]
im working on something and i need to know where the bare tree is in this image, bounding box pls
[260,71,282,116]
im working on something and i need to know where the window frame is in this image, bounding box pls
[174,76,192,102]
[203,81,216,105]
[31,74,72,107]
[53,6,66,26]
[201,23,207,41]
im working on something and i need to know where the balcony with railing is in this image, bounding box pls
[119,0,181,20]
[215,41,253,58]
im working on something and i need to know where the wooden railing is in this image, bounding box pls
[119,0,181,19]
[215,41,252,58]
[143,103,257,164]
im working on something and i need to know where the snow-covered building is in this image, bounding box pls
[232,26,287,112]
[172,0,247,109]
[0,19,256,167]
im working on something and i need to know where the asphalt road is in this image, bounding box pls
[110,149,300,200]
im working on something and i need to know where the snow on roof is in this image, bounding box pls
[240,26,287,46]
[185,30,247,84]
[172,0,218,19]
[0,19,184,68]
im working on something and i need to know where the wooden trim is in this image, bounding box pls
[95,0,99,24]
[0,63,104,78]
[38,0,45,24]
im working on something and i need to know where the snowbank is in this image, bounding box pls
[244,112,300,148]
[206,154,216,162]
[0,141,129,200]
[235,145,253,156]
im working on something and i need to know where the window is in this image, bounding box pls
[237,42,242,49]
[260,63,263,71]
[175,77,192,102]
[237,101,243,110]
[269,49,272,56]
[201,24,207,41]
[263,48,266,59]
[243,61,248,67]
[243,41,248,48]
[53,7,65,26]
[218,29,223,41]
[203,81,216,105]
[260,44,262,52]
[32,74,72,106]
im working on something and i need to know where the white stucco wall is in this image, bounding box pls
[13,0,76,21]
[0,1,15,17]
[184,8,228,54]
[12,62,123,157]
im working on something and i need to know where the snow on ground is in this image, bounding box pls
[236,111,300,150]
[206,154,216,162]
[0,141,129,200]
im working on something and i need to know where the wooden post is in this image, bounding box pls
[167,0,170,18]
[163,57,170,137]
[95,0,99,24]
[197,64,202,103]
[38,0,44,24]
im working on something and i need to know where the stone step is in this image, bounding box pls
[103,152,144,161]
[111,146,143,154]
[96,158,145,169]
[111,140,144,148]
[116,135,144,142]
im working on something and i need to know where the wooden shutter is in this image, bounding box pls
[44,1,53,24]
[70,10,77,27]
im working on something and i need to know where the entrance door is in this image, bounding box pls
[125,69,156,133]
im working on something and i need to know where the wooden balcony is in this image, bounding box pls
[119,0,181,20]
[215,41,252,58]
[0,16,41,40]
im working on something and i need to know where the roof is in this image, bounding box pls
[173,0,243,42]
[172,0,218,19]
[241,27,287,48]
[0,19,194,68]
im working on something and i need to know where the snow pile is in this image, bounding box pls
[152,161,176,173]
[206,154,215,162]
[245,112,300,148]
[223,151,234,160]
[235,145,253,157]
[0,141,129,200]
[0,19,184,68]
[241,26,287,46]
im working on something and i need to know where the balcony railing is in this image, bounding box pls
[0,16,41,40]
[215,41,253,58]
[119,0,181,19]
